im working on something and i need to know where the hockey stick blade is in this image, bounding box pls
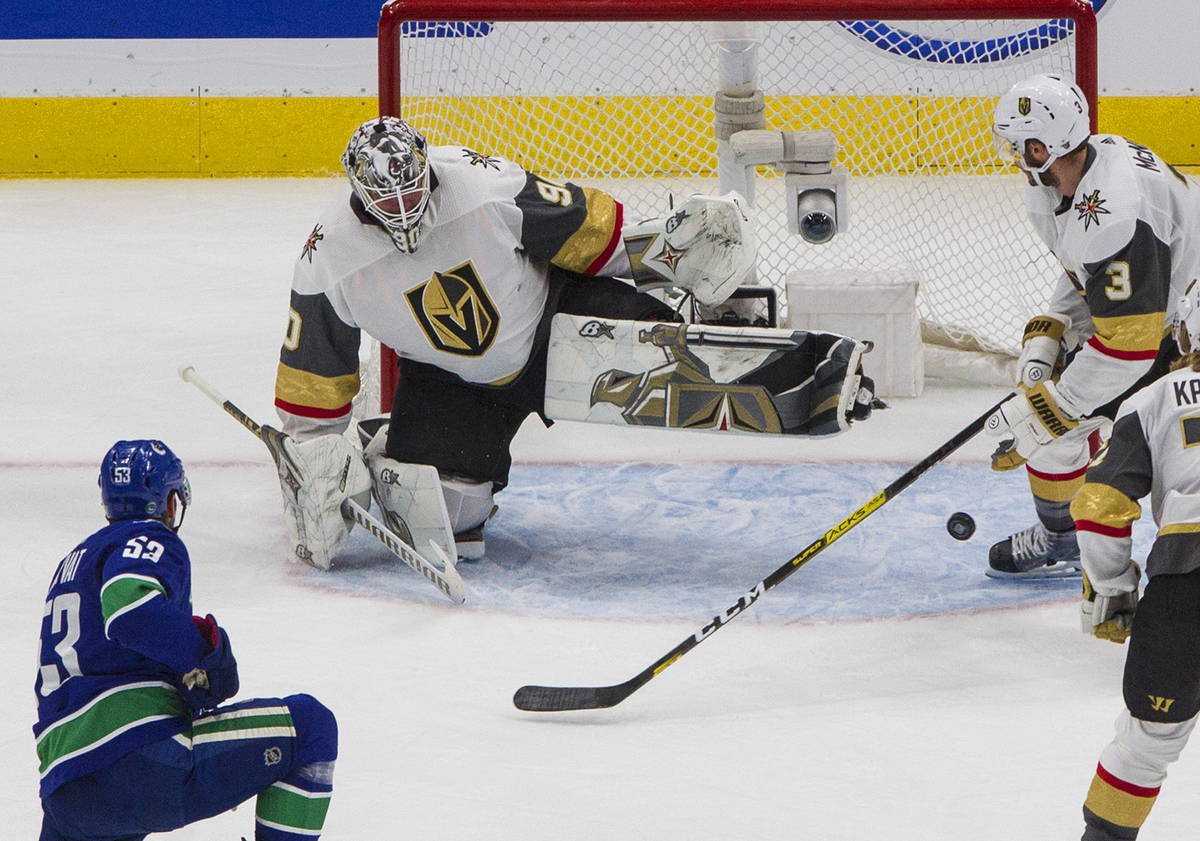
[513,393,1013,712]
[513,680,641,712]
[342,498,466,604]
[179,365,466,605]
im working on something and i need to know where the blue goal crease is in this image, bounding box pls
[315,463,1145,623]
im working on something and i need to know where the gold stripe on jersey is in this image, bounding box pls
[1090,312,1168,354]
[275,362,359,411]
[1027,470,1085,503]
[487,370,522,387]
[1070,482,1143,531]
[1158,522,1200,536]
[550,188,619,275]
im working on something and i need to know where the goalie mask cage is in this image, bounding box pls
[374,0,1097,410]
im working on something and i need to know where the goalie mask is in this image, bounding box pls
[100,439,191,530]
[1172,280,1200,355]
[342,117,432,253]
[993,74,1090,186]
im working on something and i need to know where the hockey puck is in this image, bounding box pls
[946,512,976,541]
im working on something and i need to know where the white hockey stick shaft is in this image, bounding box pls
[178,365,466,604]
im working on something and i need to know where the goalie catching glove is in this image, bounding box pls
[1081,561,1140,644]
[622,191,756,307]
[275,433,372,570]
[985,381,1081,462]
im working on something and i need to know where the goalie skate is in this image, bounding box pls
[986,522,1082,580]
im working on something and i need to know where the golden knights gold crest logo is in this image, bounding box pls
[405,261,500,356]
[1017,96,1031,116]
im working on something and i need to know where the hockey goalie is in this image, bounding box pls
[269,116,880,569]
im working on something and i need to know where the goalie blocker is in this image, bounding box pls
[544,313,877,436]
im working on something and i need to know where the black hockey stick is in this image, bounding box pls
[513,393,1012,712]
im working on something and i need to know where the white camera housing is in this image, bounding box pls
[724,128,849,244]
[786,170,849,244]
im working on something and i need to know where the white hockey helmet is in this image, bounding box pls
[993,74,1090,181]
[1172,280,1200,355]
[342,116,432,253]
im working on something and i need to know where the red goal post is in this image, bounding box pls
[374,0,1098,411]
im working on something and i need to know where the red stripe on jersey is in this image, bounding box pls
[274,397,352,420]
[1086,336,1159,361]
[1096,764,1161,798]
[1076,519,1133,538]
[1026,464,1088,482]
[585,201,624,275]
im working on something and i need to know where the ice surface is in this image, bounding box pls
[2,179,1195,840]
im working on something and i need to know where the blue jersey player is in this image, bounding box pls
[35,440,339,841]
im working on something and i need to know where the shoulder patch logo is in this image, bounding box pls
[405,261,500,356]
[462,148,500,169]
[1074,189,1110,231]
[300,224,324,263]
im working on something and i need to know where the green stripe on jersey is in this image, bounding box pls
[36,682,185,775]
[257,781,332,833]
[100,574,166,622]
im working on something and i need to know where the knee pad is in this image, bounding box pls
[1100,710,1197,786]
[285,693,338,765]
[441,475,494,533]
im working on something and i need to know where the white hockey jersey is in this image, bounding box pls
[1071,361,1200,588]
[275,145,633,437]
[1027,134,1200,415]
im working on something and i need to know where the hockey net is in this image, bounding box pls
[369,0,1097,410]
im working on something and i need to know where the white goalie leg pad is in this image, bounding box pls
[544,313,870,436]
[365,456,458,567]
[622,191,756,307]
[360,427,456,564]
[278,434,372,570]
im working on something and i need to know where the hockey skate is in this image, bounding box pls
[986,522,1081,579]
[452,504,499,561]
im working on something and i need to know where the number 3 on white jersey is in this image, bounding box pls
[1104,261,1131,301]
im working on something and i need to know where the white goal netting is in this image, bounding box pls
[369,10,1094,407]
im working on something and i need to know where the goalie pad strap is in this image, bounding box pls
[544,313,867,436]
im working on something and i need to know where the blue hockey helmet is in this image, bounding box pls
[99,440,191,527]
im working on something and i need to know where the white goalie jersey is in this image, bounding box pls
[275,145,634,437]
[1026,134,1200,416]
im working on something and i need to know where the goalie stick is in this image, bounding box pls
[178,365,466,605]
[513,393,1013,712]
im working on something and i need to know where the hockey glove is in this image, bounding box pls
[621,192,756,307]
[1081,563,1139,644]
[1018,313,1070,388]
[180,614,239,710]
[984,381,1080,460]
[990,437,1028,472]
